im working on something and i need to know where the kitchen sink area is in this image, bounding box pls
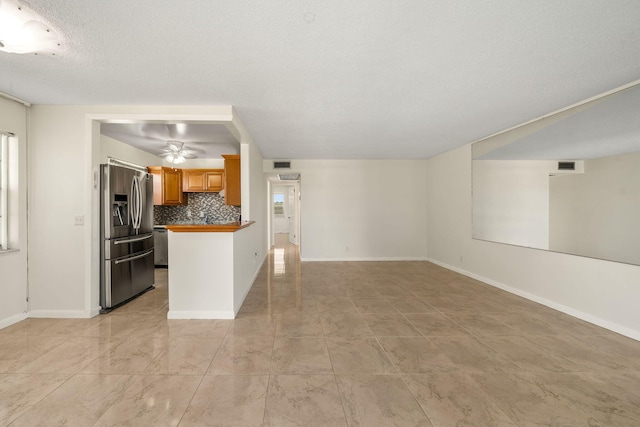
[153,190,241,269]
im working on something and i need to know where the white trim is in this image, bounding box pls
[0,91,30,107]
[0,312,28,330]
[301,257,429,262]
[167,310,236,320]
[468,79,640,148]
[28,309,96,319]
[0,134,8,251]
[426,257,640,342]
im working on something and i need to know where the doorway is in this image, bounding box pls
[86,110,247,316]
[268,178,300,250]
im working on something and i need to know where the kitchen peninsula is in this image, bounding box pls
[165,221,258,319]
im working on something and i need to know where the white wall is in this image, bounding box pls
[0,97,28,328]
[29,106,90,316]
[264,159,428,261]
[233,224,263,313]
[549,151,640,265]
[169,231,235,318]
[426,144,640,339]
[242,117,268,267]
[27,105,262,317]
[473,160,554,249]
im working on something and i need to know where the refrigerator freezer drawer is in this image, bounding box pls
[101,248,155,310]
[104,233,154,259]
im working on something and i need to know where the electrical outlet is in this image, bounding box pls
[74,215,84,226]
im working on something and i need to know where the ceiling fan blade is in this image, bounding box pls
[180,148,206,155]
[166,124,180,140]
[166,141,183,152]
[186,141,220,145]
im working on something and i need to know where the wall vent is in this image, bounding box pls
[273,161,291,169]
[558,161,575,170]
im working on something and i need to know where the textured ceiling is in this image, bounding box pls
[2,0,640,159]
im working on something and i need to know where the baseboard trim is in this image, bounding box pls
[167,310,235,320]
[0,312,28,330]
[301,257,429,262]
[28,310,95,319]
[426,257,640,342]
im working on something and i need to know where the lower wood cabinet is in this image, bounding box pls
[183,169,224,192]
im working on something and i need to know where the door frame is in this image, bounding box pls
[86,111,246,316]
[267,177,301,249]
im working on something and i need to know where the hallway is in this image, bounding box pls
[1,237,640,425]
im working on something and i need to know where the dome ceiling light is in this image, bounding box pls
[0,0,63,55]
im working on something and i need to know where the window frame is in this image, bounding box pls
[273,192,285,216]
[0,131,10,251]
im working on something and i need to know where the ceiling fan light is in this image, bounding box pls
[165,153,175,162]
[174,154,185,164]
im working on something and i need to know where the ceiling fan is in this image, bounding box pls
[161,140,198,165]
[100,122,238,162]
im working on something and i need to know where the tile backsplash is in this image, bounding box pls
[154,193,241,224]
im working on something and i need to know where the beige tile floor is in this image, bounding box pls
[1,237,640,426]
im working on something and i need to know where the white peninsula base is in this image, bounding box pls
[165,222,259,319]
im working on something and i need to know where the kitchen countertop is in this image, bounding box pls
[164,221,255,232]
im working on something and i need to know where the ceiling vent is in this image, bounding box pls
[278,173,300,181]
[273,161,291,169]
[558,161,575,170]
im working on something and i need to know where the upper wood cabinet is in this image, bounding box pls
[147,166,187,206]
[182,169,224,192]
[222,155,241,206]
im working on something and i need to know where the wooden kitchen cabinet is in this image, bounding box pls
[147,166,187,206]
[222,154,241,206]
[182,169,224,192]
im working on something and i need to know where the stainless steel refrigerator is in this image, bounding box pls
[100,160,155,312]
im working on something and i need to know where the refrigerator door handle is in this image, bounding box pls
[130,176,142,232]
[130,177,136,231]
[136,176,143,229]
[114,248,154,265]
[114,234,153,245]
[137,176,143,229]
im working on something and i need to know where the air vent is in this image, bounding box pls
[278,174,300,181]
[558,161,575,170]
[273,161,291,169]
